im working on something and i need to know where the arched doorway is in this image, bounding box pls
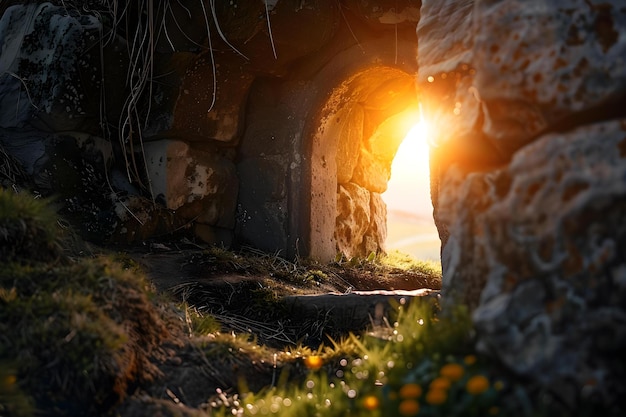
[235,23,431,261]
[307,66,421,260]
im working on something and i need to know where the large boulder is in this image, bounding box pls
[0,3,102,131]
[419,0,626,409]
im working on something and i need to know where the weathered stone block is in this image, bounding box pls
[236,157,289,253]
[0,3,101,131]
[335,104,364,184]
[345,0,420,30]
[143,139,238,228]
[351,147,391,193]
[173,53,254,142]
[419,0,626,408]
[359,192,387,255]
[467,120,626,406]
[473,0,626,152]
[335,182,371,258]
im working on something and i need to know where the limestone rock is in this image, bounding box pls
[351,148,391,194]
[0,3,101,131]
[419,0,626,161]
[335,104,364,184]
[335,182,371,259]
[344,0,421,30]
[143,140,238,228]
[473,0,626,153]
[419,0,626,409]
[469,120,626,407]
[359,192,387,255]
[173,53,254,142]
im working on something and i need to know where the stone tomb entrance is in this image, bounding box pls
[0,2,428,262]
[237,64,421,261]
[309,68,420,261]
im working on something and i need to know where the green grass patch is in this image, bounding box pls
[0,190,171,416]
[0,188,62,263]
[208,301,506,417]
[379,250,442,278]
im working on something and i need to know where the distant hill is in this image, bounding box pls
[386,209,440,260]
[386,209,434,225]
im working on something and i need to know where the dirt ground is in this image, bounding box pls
[111,244,442,416]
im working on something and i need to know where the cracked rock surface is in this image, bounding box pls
[419,0,626,409]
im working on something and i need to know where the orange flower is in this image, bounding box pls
[425,388,447,405]
[304,355,323,370]
[398,399,420,416]
[429,377,451,391]
[440,363,464,381]
[464,355,477,366]
[363,395,380,410]
[399,383,422,399]
[466,375,490,395]
[2,375,16,387]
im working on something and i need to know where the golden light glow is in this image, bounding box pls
[401,119,431,165]
[388,116,431,184]
[382,107,439,260]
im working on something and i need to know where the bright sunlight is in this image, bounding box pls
[383,114,439,260]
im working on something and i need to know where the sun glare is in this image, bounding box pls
[389,118,431,182]
[400,119,431,165]
[382,113,439,260]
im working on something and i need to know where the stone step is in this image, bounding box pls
[281,289,440,344]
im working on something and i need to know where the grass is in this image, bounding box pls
[0,189,171,416]
[207,300,504,417]
[379,250,442,277]
[0,188,62,263]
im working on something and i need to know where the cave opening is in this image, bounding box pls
[306,66,439,262]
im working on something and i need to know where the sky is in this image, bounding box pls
[381,121,440,260]
[382,121,433,219]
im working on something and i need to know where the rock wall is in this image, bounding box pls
[0,1,422,259]
[419,0,626,409]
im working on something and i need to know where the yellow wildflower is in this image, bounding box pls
[466,375,490,395]
[363,395,379,410]
[304,355,323,370]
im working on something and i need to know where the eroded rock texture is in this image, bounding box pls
[419,0,626,409]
